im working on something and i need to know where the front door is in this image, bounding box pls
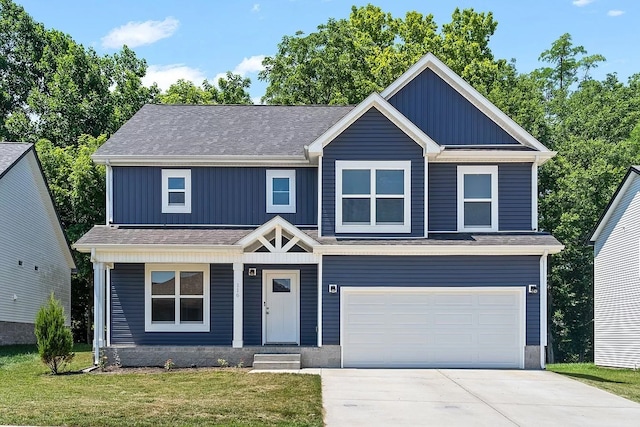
[263,270,299,344]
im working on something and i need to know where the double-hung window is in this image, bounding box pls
[336,161,411,233]
[162,169,191,213]
[145,264,209,332]
[266,170,296,213]
[457,165,498,232]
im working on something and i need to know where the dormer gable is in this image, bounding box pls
[307,93,441,158]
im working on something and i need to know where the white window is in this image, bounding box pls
[144,264,210,332]
[457,165,498,232]
[266,170,296,213]
[335,161,411,233]
[162,169,191,214]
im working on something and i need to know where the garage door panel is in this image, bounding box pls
[434,312,474,325]
[342,288,524,369]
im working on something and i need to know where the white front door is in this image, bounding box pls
[263,270,299,344]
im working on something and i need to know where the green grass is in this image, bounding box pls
[548,363,640,403]
[0,344,323,426]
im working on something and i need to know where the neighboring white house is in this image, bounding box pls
[0,142,75,345]
[591,166,640,368]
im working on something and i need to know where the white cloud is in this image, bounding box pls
[251,4,260,13]
[607,9,625,16]
[102,17,179,49]
[252,96,262,105]
[234,55,266,75]
[572,0,594,6]
[142,64,206,91]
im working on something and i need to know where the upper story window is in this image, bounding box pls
[162,169,191,214]
[266,170,296,213]
[145,264,209,332]
[457,165,498,232]
[336,160,411,233]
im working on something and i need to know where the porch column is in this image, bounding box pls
[232,262,244,348]
[93,261,105,364]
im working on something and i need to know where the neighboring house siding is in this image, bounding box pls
[112,167,317,226]
[322,255,540,346]
[0,152,70,331]
[594,174,640,368]
[428,163,533,232]
[388,68,520,145]
[110,263,233,345]
[322,107,424,237]
[243,264,317,346]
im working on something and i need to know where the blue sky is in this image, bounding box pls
[16,0,640,102]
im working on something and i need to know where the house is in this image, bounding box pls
[73,54,563,369]
[0,143,75,345]
[590,166,640,369]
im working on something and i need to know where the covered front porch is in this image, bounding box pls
[74,217,325,365]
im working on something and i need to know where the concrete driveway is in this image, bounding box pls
[321,369,640,426]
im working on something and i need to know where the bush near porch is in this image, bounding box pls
[0,344,323,427]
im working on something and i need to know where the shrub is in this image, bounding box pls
[34,294,74,374]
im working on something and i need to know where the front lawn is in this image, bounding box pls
[0,344,323,426]
[547,363,640,403]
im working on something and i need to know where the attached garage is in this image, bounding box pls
[341,287,525,368]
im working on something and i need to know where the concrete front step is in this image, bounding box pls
[253,353,301,369]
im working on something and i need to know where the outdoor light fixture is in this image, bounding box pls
[328,284,338,294]
[248,268,257,276]
[528,284,538,294]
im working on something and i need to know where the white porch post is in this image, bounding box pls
[93,261,105,364]
[317,255,323,347]
[540,251,549,369]
[232,262,244,348]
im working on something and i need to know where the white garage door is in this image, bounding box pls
[341,287,525,368]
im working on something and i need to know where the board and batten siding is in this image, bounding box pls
[110,263,233,345]
[428,163,533,232]
[321,107,425,237]
[322,255,540,346]
[594,173,640,368]
[0,151,70,326]
[388,68,520,146]
[243,264,317,346]
[112,167,317,226]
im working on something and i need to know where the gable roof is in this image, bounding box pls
[590,166,640,243]
[92,104,354,164]
[0,142,32,179]
[306,93,441,157]
[381,53,552,154]
[0,143,75,269]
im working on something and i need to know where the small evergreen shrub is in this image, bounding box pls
[34,294,74,374]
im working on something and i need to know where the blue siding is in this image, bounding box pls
[499,163,533,231]
[322,255,540,346]
[110,263,233,345]
[243,264,317,346]
[322,107,424,237]
[428,163,457,231]
[428,163,533,232]
[388,68,520,146]
[112,167,317,226]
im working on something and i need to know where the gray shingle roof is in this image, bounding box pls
[0,142,32,178]
[307,232,562,247]
[75,226,562,248]
[74,226,252,246]
[94,104,355,157]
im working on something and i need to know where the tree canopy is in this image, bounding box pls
[157,72,252,105]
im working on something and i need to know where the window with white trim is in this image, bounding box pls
[457,165,498,232]
[266,170,296,213]
[336,161,411,233]
[162,169,191,213]
[144,264,209,332]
